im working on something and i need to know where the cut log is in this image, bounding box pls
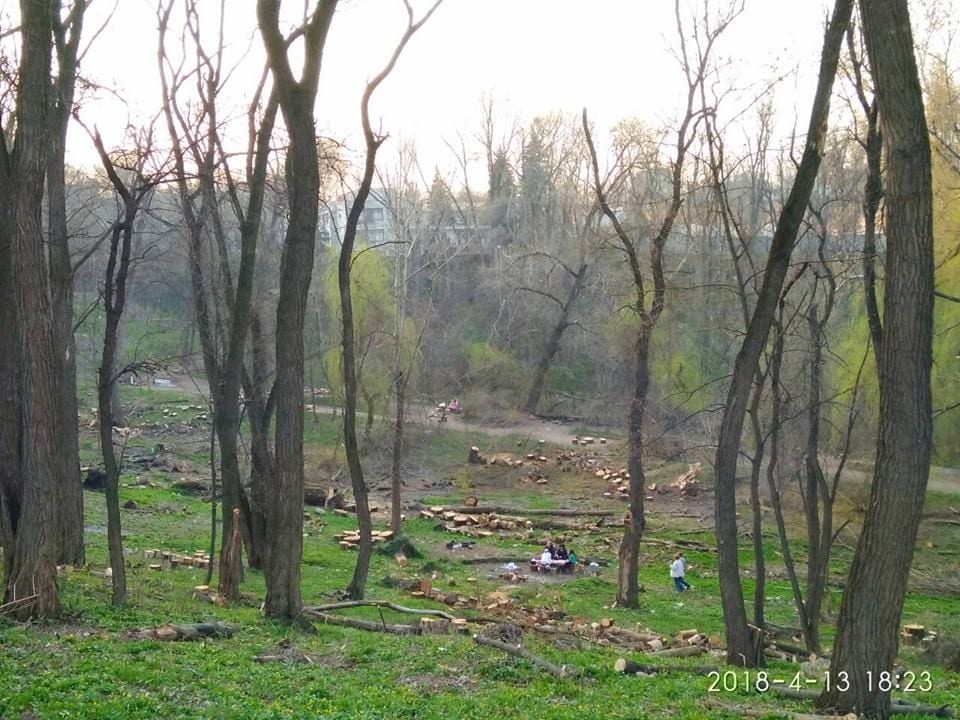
[468,447,485,464]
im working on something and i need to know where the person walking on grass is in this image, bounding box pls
[670,552,691,592]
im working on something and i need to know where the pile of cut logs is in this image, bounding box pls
[334,529,394,550]
[555,450,603,473]
[403,585,720,655]
[571,436,607,446]
[597,467,631,500]
[416,507,600,536]
[144,549,210,570]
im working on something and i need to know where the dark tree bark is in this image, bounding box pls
[91,130,155,607]
[818,1,934,717]
[747,386,766,630]
[847,22,884,364]
[48,0,87,567]
[339,0,444,600]
[158,0,277,593]
[582,0,725,608]
[522,262,589,414]
[258,0,338,620]
[0,0,64,620]
[712,0,853,667]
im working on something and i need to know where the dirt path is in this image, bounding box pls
[149,373,603,447]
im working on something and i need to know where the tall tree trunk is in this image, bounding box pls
[616,327,651,607]
[713,0,853,667]
[48,0,87,568]
[766,322,816,650]
[818,1,933,716]
[2,0,62,620]
[390,373,406,533]
[265,99,317,618]
[523,263,588,414]
[257,0,337,621]
[48,147,85,566]
[0,209,21,582]
[747,394,766,630]
[802,304,830,653]
[98,291,128,606]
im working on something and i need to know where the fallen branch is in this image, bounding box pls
[303,610,420,635]
[306,600,456,621]
[473,634,576,677]
[0,594,38,616]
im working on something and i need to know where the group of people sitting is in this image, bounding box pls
[530,542,578,572]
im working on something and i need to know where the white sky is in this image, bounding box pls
[62,0,833,185]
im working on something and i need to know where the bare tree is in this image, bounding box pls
[158,0,279,598]
[91,126,162,607]
[818,0,934,716]
[582,0,730,608]
[257,0,338,619]
[340,0,444,600]
[713,0,853,666]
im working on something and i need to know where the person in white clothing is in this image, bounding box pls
[540,547,553,565]
[670,552,691,592]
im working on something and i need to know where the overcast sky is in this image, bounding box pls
[60,0,834,183]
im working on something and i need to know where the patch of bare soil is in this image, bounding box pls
[399,672,476,694]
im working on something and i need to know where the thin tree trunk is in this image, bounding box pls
[748,394,766,630]
[713,0,853,667]
[766,322,816,651]
[390,374,406,533]
[48,0,87,569]
[206,423,217,588]
[523,263,588,414]
[617,327,651,608]
[802,304,829,653]
[48,150,85,566]
[819,1,933,716]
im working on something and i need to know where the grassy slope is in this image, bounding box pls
[1,388,959,719]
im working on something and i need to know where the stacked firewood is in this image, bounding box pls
[333,529,394,550]
[416,508,598,537]
[144,548,211,570]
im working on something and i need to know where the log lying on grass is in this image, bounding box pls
[307,599,457,621]
[301,600,468,636]
[304,610,422,635]
[131,621,237,641]
[614,658,717,676]
[473,634,577,677]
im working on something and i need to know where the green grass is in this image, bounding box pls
[3,386,959,719]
